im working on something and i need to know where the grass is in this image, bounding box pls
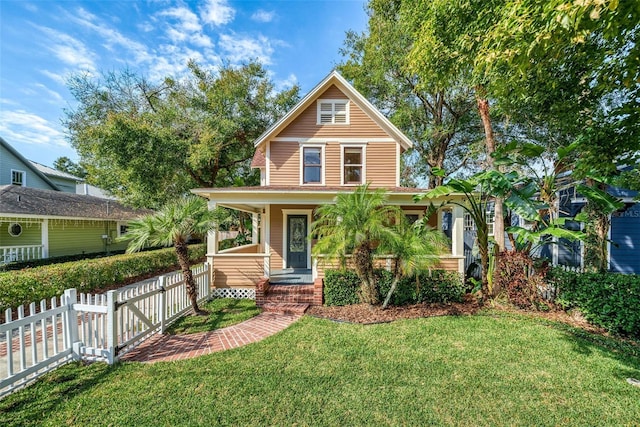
[164,298,261,335]
[1,313,639,426]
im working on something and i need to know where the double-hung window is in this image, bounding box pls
[317,100,349,125]
[301,145,324,185]
[341,145,365,185]
[11,170,25,186]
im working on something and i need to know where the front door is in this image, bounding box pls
[287,215,308,269]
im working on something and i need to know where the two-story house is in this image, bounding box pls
[192,71,467,303]
[0,136,143,264]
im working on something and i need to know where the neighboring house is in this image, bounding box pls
[542,183,640,274]
[192,71,467,297]
[0,137,142,264]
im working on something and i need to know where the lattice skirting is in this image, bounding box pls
[212,288,256,299]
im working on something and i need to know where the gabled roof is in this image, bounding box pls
[253,70,413,150]
[0,136,60,191]
[29,160,84,182]
[0,185,148,221]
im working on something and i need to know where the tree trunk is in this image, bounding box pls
[382,276,400,309]
[174,241,202,314]
[476,88,505,252]
[583,179,610,272]
[353,242,379,305]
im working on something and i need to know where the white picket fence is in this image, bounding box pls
[0,264,209,398]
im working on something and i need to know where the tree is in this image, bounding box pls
[53,156,87,178]
[120,196,215,314]
[338,0,479,188]
[311,185,401,305]
[379,216,449,309]
[64,62,300,208]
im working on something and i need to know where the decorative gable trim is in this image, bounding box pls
[252,71,413,150]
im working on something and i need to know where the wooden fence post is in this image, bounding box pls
[63,289,81,361]
[159,275,166,334]
[106,290,118,364]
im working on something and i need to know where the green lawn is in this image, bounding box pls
[164,298,260,335]
[1,313,639,426]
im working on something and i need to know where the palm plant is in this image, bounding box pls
[121,195,215,314]
[380,217,449,309]
[311,184,401,305]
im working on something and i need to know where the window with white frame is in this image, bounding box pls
[117,222,129,238]
[342,145,364,185]
[317,100,349,124]
[486,208,495,235]
[302,146,323,184]
[464,213,475,231]
[11,170,25,186]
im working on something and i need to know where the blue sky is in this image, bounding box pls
[0,0,368,168]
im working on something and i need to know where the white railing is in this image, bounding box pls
[0,245,43,265]
[0,264,210,398]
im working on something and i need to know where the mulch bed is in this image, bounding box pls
[306,294,609,336]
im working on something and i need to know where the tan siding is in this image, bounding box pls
[213,256,264,288]
[277,85,390,139]
[269,141,300,186]
[219,244,260,254]
[365,142,397,188]
[435,257,460,272]
[324,142,341,186]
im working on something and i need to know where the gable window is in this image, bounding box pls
[317,100,349,125]
[301,145,324,185]
[341,145,365,185]
[11,170,25,186]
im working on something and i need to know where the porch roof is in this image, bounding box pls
[191,186,466,213]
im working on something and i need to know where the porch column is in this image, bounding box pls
[252,212,259,245]
[263,205,270,278]
[206,201,218,255]
[41,219,49,259]
[451,206,465,273]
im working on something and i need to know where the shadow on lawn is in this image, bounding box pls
[0,362,117,426]
[165,298,258,335]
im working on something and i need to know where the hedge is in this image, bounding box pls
[0,244,206,312]
[324,268,465,306]
[550,268,640,338]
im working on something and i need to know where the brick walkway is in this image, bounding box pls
[119,312,301,363]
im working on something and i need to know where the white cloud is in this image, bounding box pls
[40,70,68,86]
[275,73,299,92]
[33,84,65,104]
[199,0,235,26]
[219,33,274,65]
[160,6,202,33]
[0,110,68,148]
[66,8,152,65]
[36,26,97,73]
[251,10,276,23]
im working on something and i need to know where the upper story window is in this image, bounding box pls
[486,208,495,236]
[341,145,365,185]
[11,170,25,186]
[300,144,325,185]
[317,99,349,125]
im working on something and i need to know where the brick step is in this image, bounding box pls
[264,294,315,304]
[261,303,310,315]
[267,285,314,294]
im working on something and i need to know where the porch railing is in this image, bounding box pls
[0,245,44,265]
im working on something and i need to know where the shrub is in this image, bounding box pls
[323,269,360,306]
[494,251,550,309]
[549,268,640,338]
[324,268,465,306]
[0,244,206,312]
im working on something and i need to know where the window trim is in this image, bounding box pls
[8,222,22,237]
[340,143,366,186]
[486,208,495,236]
[117,221,129,238]
[299,143,326,186]
[11,169,25,187]
[316,99,350,125]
